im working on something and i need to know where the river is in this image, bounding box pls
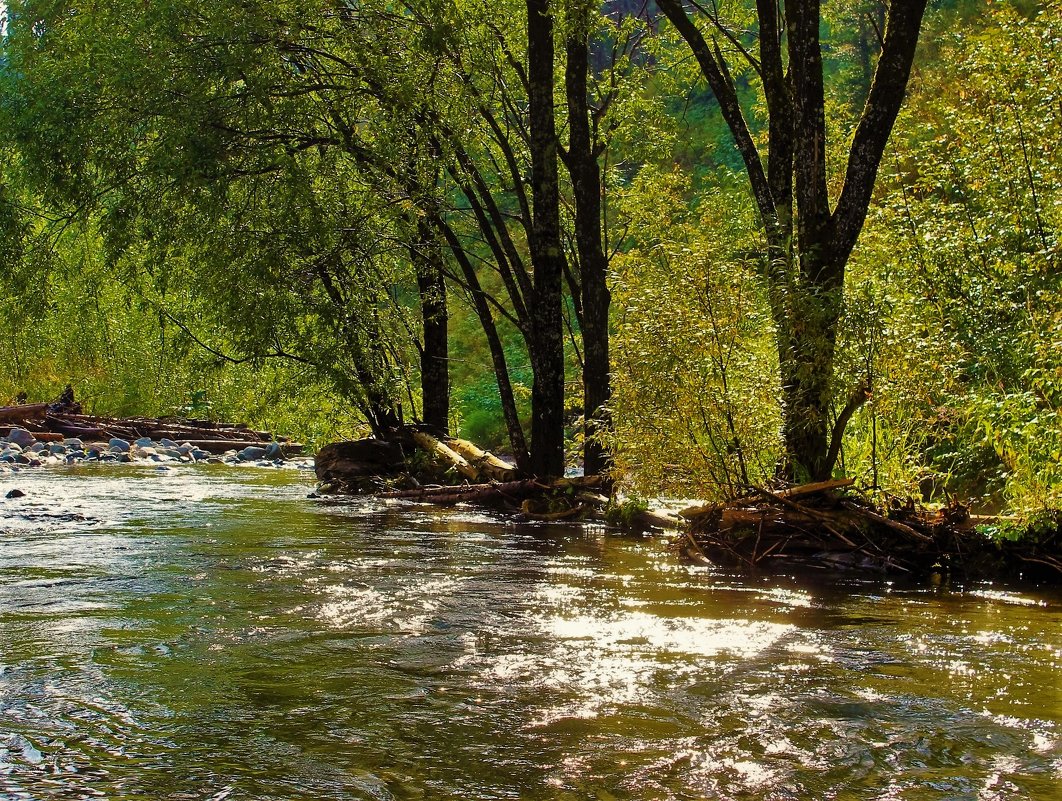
[0,464,1059,800]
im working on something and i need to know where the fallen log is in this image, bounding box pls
[446,438,518,482]
[380,475,605,509]
[411,431,480,481]
[0,403,49,424]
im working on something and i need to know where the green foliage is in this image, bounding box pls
[1,0,1060,526]
[838,1,1062,512]
[608,167,782,499]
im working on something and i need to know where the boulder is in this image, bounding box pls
[238,446,268,461]
[315,439,406,483]
[109,438,131,453]
[5,427,36,448]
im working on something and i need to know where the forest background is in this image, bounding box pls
[0,0,1058,523]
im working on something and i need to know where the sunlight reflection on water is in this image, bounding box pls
[0,464,1060,800]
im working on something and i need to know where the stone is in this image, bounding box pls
[109,438,131,453]
[177,444,193,456]
[5,489,25,499]
[5,427,36,448]
[264,442,284,460]
[134,437,154,447]
[49,443,67,454]
[29,443,46,453]
[314,439,405,483]
[64,438,84,449]
[238,446,268,461]
[160,438,178,448]
[191,449,211,461]
[117,454,132,463]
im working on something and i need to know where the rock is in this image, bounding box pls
[315,439,405,483]
[117,454,132,463]
[49,443,67,454]
[135,437,154,447]
[238,446,268,461]
[6,427,36,448]
[206,457,223,465]
[109,438,131,453]
[177,444,193,456]
[5,489,25,499]
[264,442,284,460]
[64,438,84,449]
[4,443,22,454]
[191,449,211,461]
[86,448,101,459]
[160,438,178,448]
[134,446,158,458]
[29,443,46,453]
[13,454,30,465]
[161,448,182,459]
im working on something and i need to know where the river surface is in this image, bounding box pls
[0,465,1059,801]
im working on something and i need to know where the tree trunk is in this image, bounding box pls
[526,0,567,478]
[565,18,612,478]
[655,0,927,484]
[412,219,450,433]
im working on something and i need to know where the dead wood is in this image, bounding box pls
[446,438,519,482]
[411,431,480,480]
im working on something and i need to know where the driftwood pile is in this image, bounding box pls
[679,478,1061,580]
[0,398,301,455]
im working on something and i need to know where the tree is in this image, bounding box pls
[654,0,928,480]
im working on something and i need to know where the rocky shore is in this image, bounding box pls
[1,425,304,473]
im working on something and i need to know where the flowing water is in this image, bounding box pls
[0,465,1059,801]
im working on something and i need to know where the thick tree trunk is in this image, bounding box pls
[526,0,567,478]
[412,220,450,433]
[565,22,612,478]
[780,279,842,481]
